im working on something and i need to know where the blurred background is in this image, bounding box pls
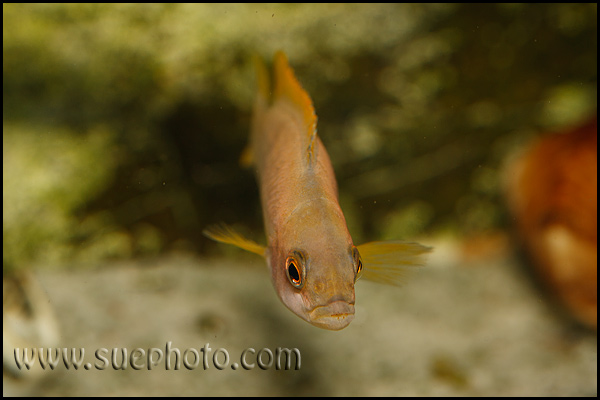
[3,3,597,396]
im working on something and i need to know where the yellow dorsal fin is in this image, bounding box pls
[203,224,266,257]
[356,240,432,286]
[272,51,318,163]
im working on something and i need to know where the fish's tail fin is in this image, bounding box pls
[242,54,273,168]
[249,51,318,166]
[356,240,432,286]
[272,51,318,164]
[254,53,271,103]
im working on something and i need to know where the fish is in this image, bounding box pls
[204,51,431,330]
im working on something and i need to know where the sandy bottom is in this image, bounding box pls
[3,244,597,396]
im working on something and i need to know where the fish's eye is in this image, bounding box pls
[352,246,363,282]
[285,251,305,289]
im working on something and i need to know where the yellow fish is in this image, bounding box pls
[204,51,431,330]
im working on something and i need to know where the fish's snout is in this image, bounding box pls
[308,301,355,330]
[302,271,356,330]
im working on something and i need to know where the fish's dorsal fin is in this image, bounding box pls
[272,51,318,164]
[356,240,432,286]
[203,224,266,257]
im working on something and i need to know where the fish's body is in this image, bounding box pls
[205,51,430,330]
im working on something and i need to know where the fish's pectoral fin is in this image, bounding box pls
[356,240,432,286]
[203,223,266,257]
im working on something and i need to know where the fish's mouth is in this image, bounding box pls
[308,301,355,330]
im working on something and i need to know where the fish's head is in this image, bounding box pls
[267,203,362,330]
